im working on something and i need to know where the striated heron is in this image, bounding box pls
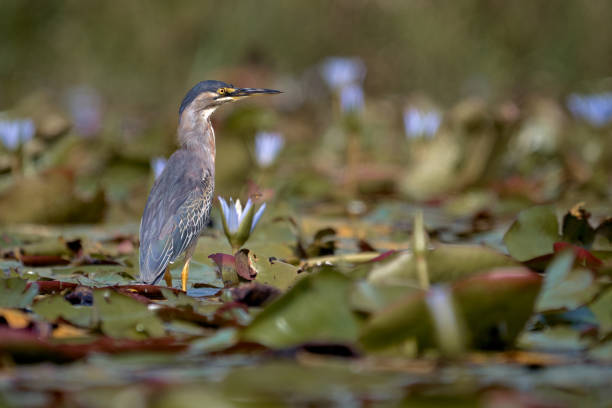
[139,80,280,291]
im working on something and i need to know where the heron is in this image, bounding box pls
[139,80,280,291]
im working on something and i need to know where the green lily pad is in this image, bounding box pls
[350,280,419,314]
[503,206,559,261]
[93,289,166,339]
[590,288,612,336]
[253,257,302,290]
[368,245,518,285]
[536,252,600,312]
[242,268,360,348]
[359,288,431,351]
[453,267,542,349]
[0,278,38,308]
[360,268,541,351]
[518,326,591,352]
[32,294,95,328]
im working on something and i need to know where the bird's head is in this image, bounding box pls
[179,80,281,118]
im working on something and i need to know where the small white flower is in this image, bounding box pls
[0,114,35,151]
[218,197,266,250]
[150,156,167,179]
[340,84,364,114]
[320,57,366,90]
[403,108,441,139]
[67,85,102,137]
[567,93,612,127]
[254,131,284,168]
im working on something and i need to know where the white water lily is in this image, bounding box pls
[66,85,102,137]
[403,107,441,139]
[340,84,364,113]
[218,197,266,250]
[567,93,612,127]
[319,57,366,90]
[0,114,35,151]
[254,131,284,168]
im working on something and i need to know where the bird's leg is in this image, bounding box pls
[181,258,191,292]
[181,245,196,292]
[163,266,172,287]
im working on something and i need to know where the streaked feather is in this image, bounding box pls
[139,149,214,284]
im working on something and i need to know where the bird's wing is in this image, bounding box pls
[139,150,214,284]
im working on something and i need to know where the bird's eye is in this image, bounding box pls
[218,88,226,95]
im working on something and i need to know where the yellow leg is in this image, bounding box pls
[163,266,172,287]
[181,257,191,292]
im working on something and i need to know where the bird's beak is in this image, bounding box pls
[227,88,282,99]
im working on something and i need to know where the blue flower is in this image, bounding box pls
[566,93,612,127]
[254,131,284,168]
[0,115,35,151]
[218,197,266,250]
[67,85,102,137]
[150,156,167,179]
[403,108,441,139]
[340,84,364,114]
[320,57,366,90]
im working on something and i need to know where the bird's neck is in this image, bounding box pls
[177,108,216,166]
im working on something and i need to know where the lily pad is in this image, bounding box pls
[503,206,559,261]
[0,278,38,308]
[93,289,166,339]
[590,288,612,336]
[242,268,360,348]
[32,294,95,328]
[368,245,518,285]
[360,268,541,351]
[253,257,302,290]
[536,252,600,312]
[453,267,542,349]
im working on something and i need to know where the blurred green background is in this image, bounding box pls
[1,0,611,224]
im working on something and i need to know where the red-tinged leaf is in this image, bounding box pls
[235,249,258,280]
[28,281,77,294]
[209,253,236,271]
[20,255,70,266]
[367,250,397,263]
[553,242,603,270]
[0,328,188,363]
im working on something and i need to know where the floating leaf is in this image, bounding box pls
[518,326,591,352]
[368,245,518,285]
[0,278,38,308]
[234,249,257,280]
[93,289,165,339]
[359,289,431,351]
[253,257,301,290]
[553,242,603,270]
[361,268,541,351]
[453,267,542,349]
[32,294,95,328]
[536,252,600,312]
[242,268,359,348]
[590,288,612,336]
[503,206,559,261]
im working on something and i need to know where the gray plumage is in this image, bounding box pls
[139,80,280,287]
[139,150,214,284]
